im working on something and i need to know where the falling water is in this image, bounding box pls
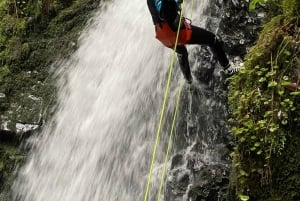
[11,0,218,201]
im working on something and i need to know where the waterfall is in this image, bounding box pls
[11,0,225,201]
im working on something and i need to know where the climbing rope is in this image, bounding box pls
[190,0,195,19]
[143,0,195,200]
[155,1,195,200]
[156,85,183,201]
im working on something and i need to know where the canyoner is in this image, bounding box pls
[147,0,243,84]
[143,0,243,200]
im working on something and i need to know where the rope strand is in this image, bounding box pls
[143,0,192,200]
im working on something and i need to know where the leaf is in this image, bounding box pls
[266,70,276,77]
[282,81,291,86]
[256,71,263,76]
[239,194,250,201]
[268,81,277,87]
[258,120,266,126]
[278,90,284,96]
[269,126,278,132]
[284,99,292,104]
[284,50,291,56]
[228,118,235,123]
[250,135,257,140]
[249,0,260,10]
[283,76,289,81]
[254,142,261,147]
[255,51,263,57]
[290,91,300,96]
[243,114,250,119]
[0,1,7,8]
[239,170,249,176]
[244,120,253,128]
[240,137,246,142]
[264,110,273,117]
[259,77,266,82]
[251,168,257,172]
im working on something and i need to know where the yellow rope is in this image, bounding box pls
[190,0,195,19]
[155,1,195,200]
[143,0,199,199]
[143,1,186,201]
[156,85,183,201]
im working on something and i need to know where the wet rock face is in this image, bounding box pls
[164,82,232,201]
[219,0,266,57]
[0,91,44,136]
[164,0,266,201]
[165,144,232,201]
[162,41,234,201]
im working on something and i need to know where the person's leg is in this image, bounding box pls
[189,25,229,68]
[176,45,192,83]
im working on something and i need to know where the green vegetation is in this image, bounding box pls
[249,0,269,11]
[0,0,101,114]
[0,0,101,197]
[228,0,300,200]
[0,142,26,196]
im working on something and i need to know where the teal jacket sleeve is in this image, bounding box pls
[153,0,181,13]
[153,0,163,12]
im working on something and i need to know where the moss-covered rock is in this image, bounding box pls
[0,142,25,198]
[0,0,102,131]
[228,0,300,200]
[0,0,102,196]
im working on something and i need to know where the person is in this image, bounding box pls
[146,0,238,83]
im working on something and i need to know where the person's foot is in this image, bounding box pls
[224,59,243,76]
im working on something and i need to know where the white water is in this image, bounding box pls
[12,0,210,201]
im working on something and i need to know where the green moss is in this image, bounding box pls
[0,65,10,81]
[0,15,26,36]
[0,0,100,110]
[0,142,26,197]
[0,0,101,195]
[282,0,300,18]
[228,0,300,200]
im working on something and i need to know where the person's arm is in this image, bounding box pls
[152,0,180,20]
[153,0,163,13]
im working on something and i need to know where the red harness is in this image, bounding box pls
[155,18,192,48]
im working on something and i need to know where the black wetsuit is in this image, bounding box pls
[147,0,230,82]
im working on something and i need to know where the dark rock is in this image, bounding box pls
[164,0,265,201]
[0,130,16,143]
